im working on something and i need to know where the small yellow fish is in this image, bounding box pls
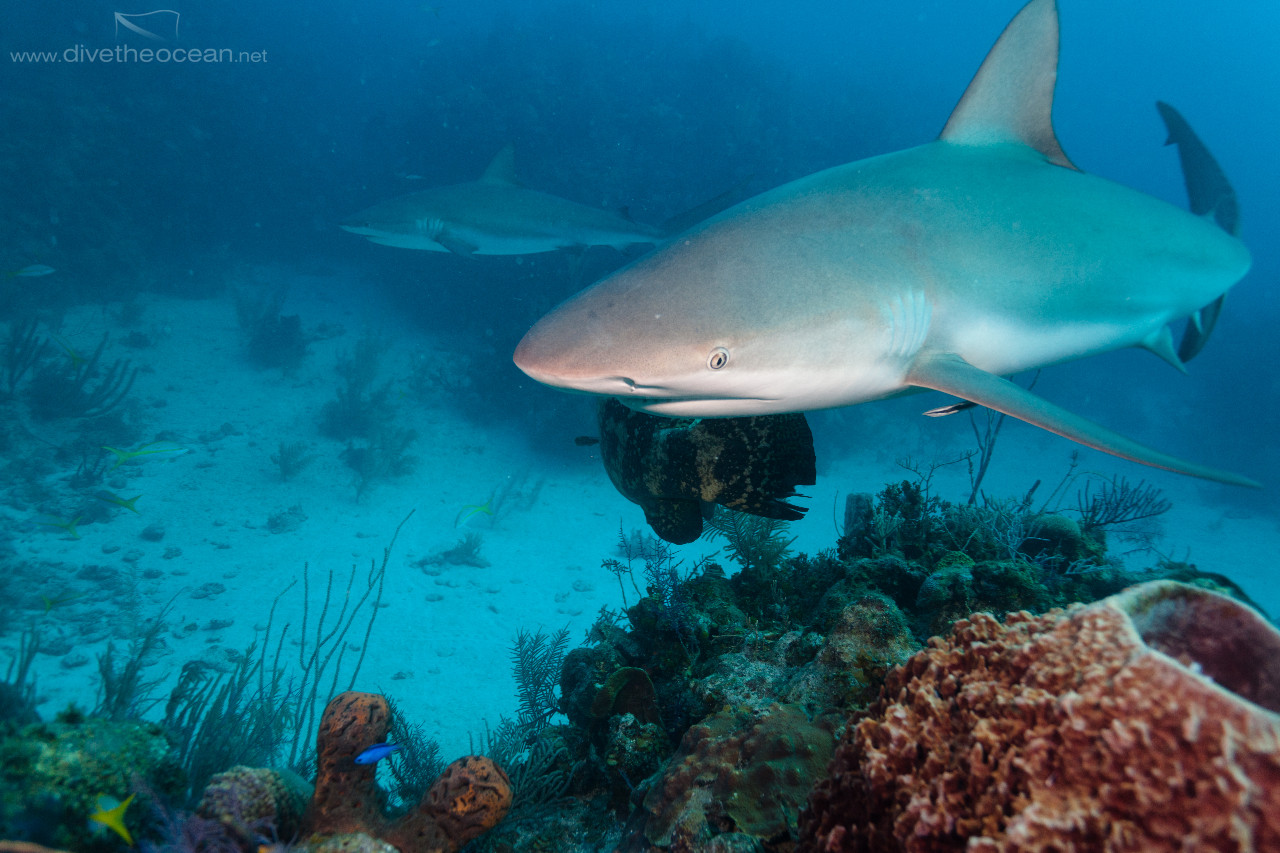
[39,515,82,540]
[103,441,189,469]
[454,500,493,528]
[99,493,142,514]
[89,792,135,845]
[42,591,86,612]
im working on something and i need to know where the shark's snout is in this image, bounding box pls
[514,323,587,388]
[512,331,555,384]
[514,314,641,397]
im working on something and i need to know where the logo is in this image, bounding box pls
[113,10,180,42]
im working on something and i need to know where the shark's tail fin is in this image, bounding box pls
[660,176,753,238]
[1156,101,1240,362]
[1156,102,1239,234]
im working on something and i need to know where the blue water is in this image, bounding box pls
[2,0,1277,840]
[5,0,1275,467]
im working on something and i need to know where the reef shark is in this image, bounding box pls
[343,144,671,257]
[514,0,1256,487]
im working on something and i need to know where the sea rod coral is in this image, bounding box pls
[798,580,1280,852]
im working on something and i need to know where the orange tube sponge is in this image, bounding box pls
[301,691,511,852]
[799,580,1280,852]
[305,691,392,837]
[383,756,512,852]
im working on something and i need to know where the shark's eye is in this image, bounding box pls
[707,346,730,370]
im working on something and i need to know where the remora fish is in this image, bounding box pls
[343,144,668,256]
[514,0,1256,487]
[597,398,816,544]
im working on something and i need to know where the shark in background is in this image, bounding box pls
[515,0,1256,488]
[343,144,711,257]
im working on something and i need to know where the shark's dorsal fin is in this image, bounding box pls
[479,143,521,186]
[939,0,1076,170]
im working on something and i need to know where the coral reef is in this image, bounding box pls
[271,441,317,482]
[25,334,137,422]
[783,592,917,710]
[517,478,1246,852]
[196,765,310,844]
[233,287,333,372]
[8,474,1260,853]
[0,714,183,850]
[544,566,924,850]
[834,481,1146,637]
[798,580,1280,852]
[303,691,512,852]
[319,333,396,442]
[640,703,836,851]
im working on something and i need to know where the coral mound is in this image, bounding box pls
[198,765,309,841]
[643,702,836,850]
[798,580,1280,852]
[303,691,511,853]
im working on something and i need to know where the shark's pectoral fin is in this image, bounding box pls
[1178,294,1226,364]
[905,352,1259,487]
[434,230,479,258]
[1139,325,1187,374]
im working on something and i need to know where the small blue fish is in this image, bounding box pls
[354,742,402,764]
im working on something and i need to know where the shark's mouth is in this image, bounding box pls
[514,345,786,415]
[620,393,784,418]
[522,370,787,417]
